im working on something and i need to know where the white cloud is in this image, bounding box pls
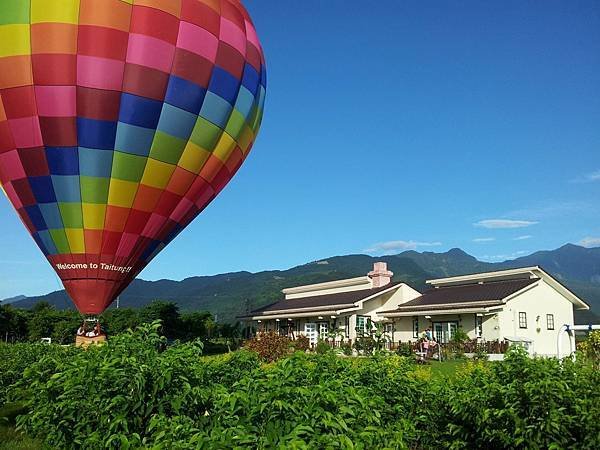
[474,219,538,229]
[572,170,600,183]
[473,237,495,242]
[579,237,600,248]
[513,235,532,241]
[365,240,442,253]
[478,250,528,262]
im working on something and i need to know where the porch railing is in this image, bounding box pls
[385,339,510,354]
[320,338,510,354]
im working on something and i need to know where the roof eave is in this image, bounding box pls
[282,276,372,296]
[426,266,540,286]
[246,302,356,317]
[245,309,348,320]
[381,307,493,317]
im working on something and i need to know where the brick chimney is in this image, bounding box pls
[368,262,393,288]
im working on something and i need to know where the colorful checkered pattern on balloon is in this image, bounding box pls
[0,0,266,310]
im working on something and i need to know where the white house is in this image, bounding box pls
[380,266,590,356]
[242,263,421,344]
[244,263,590,357]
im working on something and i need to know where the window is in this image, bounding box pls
[384,323,394,334]
[356,316,368,335]
[546,314,555,330]
[412,317,419,338]
[519,312,527,329]
[304,323,317,345]
[278,321,285,336]
[476,315,483,338]
[433,322,459,344]
[318,322,329,339]
[344,317,350,338]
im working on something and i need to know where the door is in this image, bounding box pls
[304,323,318,345]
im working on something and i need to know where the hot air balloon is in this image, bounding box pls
[0,0,266,338]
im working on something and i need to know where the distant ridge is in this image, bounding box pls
[0,295,26,305]
[4,244,599,324]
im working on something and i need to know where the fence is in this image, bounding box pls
[321,338,510,354]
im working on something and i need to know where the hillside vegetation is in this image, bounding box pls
[7,244,600,323]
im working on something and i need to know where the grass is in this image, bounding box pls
[0,403,42,450]
[429,359,469,378]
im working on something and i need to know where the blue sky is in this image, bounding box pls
[1,0,599,299]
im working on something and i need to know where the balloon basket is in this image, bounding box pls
[75,334,107,347]
[75,317,106,347]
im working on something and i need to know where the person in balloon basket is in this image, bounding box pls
[77,321,105,338]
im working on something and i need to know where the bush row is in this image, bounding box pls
[4,323,599,449]
[0,342,79,403]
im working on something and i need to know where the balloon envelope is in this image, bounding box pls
[0,0,266,314]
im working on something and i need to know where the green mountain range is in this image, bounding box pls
[5,244,600,324]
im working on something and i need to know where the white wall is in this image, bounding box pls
[481,313,501,341]
[391,317,416,342]
[497,280,575,356]
[376,284,422,311]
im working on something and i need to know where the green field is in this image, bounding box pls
[429,359,468,378]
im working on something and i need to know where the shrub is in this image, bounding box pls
[354,336,376,356]
[194,349,260,387]
[451,328,470,344]
[14,322,206,449]
[472,347,489,361]
[371,323,390,352]
[244,331,291,362]
[340,342,353,356]
[0,343,78,403]
[439,346,600,449]
[396,342,413,357]
[579,330,600,365]
[293,335,310,352]
[315,339,331,355]
[147,352,424,449]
